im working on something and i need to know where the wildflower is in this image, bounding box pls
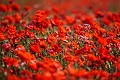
[98,37,108,46]
[87,54,97,61]
[12,3,20,11]
[13,13,21,23]
[0,4,7,12]
[7,25,16,35]
[7,74,20,80]
[25,30,35,39]
[95,10,104,18]
[7,4,12,12]
[66,26,71,32]
[24,5,31,11]
[52,6,59,13]
[50,15,62,26]
[2,43,11,52]
[0,32,5,41]
[47,34,58,45]
[66,16,75,24]
[3,57,19,67]
[30,44,41,53]
[34,73,45,80]
[39,39,47,49]
[4,15,14,24]
[28,61,38,70]
[15,45,36,62]
[34,10,47,23]
[63,53,79,62]
[21,70,32,78]
[113,72,120,78]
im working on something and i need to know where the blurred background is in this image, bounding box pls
[0,0,120,13]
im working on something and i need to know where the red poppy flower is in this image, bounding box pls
[34,73,45,80]
[28,61,38,70]
[15,50,36,62]
[52,6,59,13]
[12,3,20,11]
[25,30,35,39]
[13,13,21,23]
[98,70,109,79]
[7,25,16,35]
[39,39,47,49]
[99,47,109,55]
[68,67,87,78]
[47,34,58,45]
[51,44,61,52]
[21,70,32,77]
[15,45,36,62]
[95,10,104,18]
[24,5,31,11]
[34,10,47,23]
[71,41,79,49]
[7,74,20,80]
[66,16,75,24]
[3,57,19,67]
[63,53,79,62]
[0,32,5,41]
[98,37,108,46]
[2,43,11,52]
[50,15,62,26]
[102,17,111,25]
[7,4,12,12]
[66,26,71,32]
[4,15,14,24]
[87,54,97,61]
[0,4,7,12]
[113,72,120,78]
[30,44,41,53]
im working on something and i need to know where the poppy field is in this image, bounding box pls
[0,0,120,80]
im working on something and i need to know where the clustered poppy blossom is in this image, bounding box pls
[0,0,120,80]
